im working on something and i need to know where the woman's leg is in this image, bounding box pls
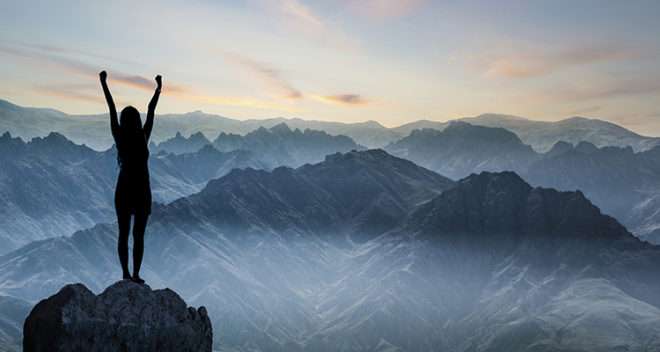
[132,212,149,282]
[117,211,132,279]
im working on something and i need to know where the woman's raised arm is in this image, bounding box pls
[144,75,162,141]
[99,71,119,141]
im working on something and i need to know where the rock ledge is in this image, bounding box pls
[24,280,212,352]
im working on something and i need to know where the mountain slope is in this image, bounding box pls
[406,172,660,351]
[0,295,30,352]
[384,122,660,243]
[1,156,659,352]
[0,132,268,254]
[524,143,660,243]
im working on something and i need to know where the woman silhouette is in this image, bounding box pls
[100,70,161,284]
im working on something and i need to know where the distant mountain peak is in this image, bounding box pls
[462,170,529,186]
[323,148,389,163]
[0,98,24,112]
[443,121,523,142]
[359,120,387,128]
[401,121,527,147]
[0,131,24,148]
[412,170,632,243]
[40,132,72,145]
[269,123,292,134]
[457,170,533,198]
[1,131,14,140]
[189,131,210,142]
[575,141,598,154]
[472,113,529,121]
[546,141,574,157]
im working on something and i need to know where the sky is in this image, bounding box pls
[0,0,659,135]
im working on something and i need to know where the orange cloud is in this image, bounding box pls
[313,94,369,106]
[188,94,300,112]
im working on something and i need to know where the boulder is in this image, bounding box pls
[23,280,212,352]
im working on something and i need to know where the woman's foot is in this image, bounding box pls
[122,272,132,281]
[131,275,145,284]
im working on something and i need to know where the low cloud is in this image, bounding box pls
[313,94,369,106]
[549,78,660,102]
[32,85,103,104]
[188,94,300,112]
[222,52,302,99]
[0,43,187,94]
[481,45,639,79]
[567,105,602,116]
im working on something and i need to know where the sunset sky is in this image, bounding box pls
[1,0,659,134]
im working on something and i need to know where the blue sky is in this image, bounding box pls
[1,0,659,134]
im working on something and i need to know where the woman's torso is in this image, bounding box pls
[116,135,151,188]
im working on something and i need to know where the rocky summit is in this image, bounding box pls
[23,280,212,352]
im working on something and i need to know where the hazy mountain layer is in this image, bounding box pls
[1,151,658,352]
[525,141,660,243]
[385,121,538,180]
[385,122,660,243]
[0,295,30,352]
[150,123,364,167]
[0,132,267,254]
[2,99,658,151]
[150,131,212,155]
[394,113,660,152]
[212,123,363,168]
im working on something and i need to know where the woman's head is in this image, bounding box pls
[120,106,142,133]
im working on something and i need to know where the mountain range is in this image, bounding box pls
[0,123,366,255]
[0,132,268,254]
[3,97,660,351]
[385,121,660,244]
[2,99,658,152]
[154,123,363,167]
[1,150,659,351]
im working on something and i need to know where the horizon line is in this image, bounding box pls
[0,97,652,137]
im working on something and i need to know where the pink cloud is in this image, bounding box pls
[222,52,302,100]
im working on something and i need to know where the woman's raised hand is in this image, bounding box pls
[155,75,162,90]
[99,70,107,83]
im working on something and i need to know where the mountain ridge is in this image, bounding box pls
[2,98,658,151]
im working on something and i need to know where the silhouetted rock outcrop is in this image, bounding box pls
[23,281,212,352]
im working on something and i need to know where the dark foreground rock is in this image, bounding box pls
[23,280,212,352]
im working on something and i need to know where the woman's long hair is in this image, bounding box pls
[117,106,148,167]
